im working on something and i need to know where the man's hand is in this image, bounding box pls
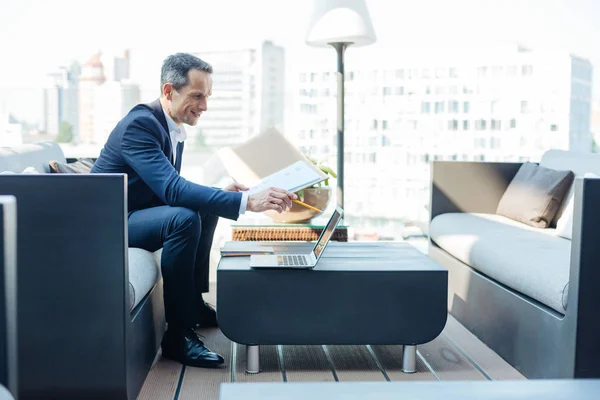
[247,187,297,213]
[223,182,249,192]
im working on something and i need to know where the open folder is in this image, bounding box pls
[220,242,275,257]
[217,128,328,193]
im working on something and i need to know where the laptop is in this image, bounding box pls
[249,206,344,269]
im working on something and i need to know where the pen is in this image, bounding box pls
[221,253,272,257]
[292,199,322,213]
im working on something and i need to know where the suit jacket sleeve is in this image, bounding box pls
[121,116,242,220]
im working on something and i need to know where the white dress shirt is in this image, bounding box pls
[162,108,248,214]
[163,108,187,164]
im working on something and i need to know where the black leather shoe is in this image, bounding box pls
[197,302,218,328]
[161,328,224,368]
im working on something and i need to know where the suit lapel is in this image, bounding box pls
[148,99,169,133]
[148,99,174,165]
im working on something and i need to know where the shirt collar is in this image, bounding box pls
[162,108,188,143]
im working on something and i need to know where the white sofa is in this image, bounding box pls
[428,149,600,379]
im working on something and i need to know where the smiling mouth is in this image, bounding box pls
[191,111,202,118]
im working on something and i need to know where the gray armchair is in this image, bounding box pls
[0,142,166,399]
[429,160,600,378]
[0,174,164,399]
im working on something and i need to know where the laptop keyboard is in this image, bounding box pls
[278,254,308,266]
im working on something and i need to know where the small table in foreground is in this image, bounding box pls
[216,242,447,374]
[219,380,600,400]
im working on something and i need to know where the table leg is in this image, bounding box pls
[246,345,260,374]
[402,345,417,373]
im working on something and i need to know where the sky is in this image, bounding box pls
[1,0,600,122]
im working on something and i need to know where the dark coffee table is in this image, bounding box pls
[216,242,447,374]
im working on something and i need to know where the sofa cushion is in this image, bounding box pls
[0,142,65,173]
[0,166,41,174]
[128,248,162,310]
[430,213,570,314]
[496,162,574,228]
[540,149,600,225]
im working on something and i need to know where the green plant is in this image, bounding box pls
[297,154,337,198]
[56,122,73,143]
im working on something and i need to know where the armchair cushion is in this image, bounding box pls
[127,248,162,310]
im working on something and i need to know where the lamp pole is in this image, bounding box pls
[331,42,350,208]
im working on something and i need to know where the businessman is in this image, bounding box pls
[91,53,296,368]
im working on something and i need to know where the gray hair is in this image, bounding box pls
[160,53,213,92]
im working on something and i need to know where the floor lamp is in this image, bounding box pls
[305,0,376,209]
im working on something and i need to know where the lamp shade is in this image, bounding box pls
[305,0,376,47]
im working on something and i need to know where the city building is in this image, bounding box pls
[591,100,600,152]
[0,109,23,146]
[93,80,140,144]
[291,44,593,236]
[42,62,81,138]
[113,50,131,82]
[190,41,285,149]
[78,53,106,144]
[42,69,65,135]
[65,62,82,140]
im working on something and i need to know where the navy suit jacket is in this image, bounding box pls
[91,99,242,220]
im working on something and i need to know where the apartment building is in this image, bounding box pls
[93,80,140,144]
[292,44,593,235]
[43,63,80,137]
[191,41,285,149]
[78,53,106,144]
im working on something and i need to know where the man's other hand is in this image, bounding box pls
[247,187,297,213]
[223,182,249,192]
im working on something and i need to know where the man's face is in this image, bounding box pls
[164,69,212,126]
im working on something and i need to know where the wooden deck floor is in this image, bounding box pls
[137,285,524,400]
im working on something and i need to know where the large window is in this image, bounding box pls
[1,0,597,243]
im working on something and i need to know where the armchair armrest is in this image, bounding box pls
[568,176,600,377]
[430,161,522,221]
[0,196,17,397]
[0,174,129,398]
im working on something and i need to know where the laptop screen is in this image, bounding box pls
[312,207,344,260]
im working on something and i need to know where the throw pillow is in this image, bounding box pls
[49,158,94,174]
[555,172,599,240]
[22,166,40,174]
[496,162,574,228]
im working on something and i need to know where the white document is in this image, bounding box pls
[217,128,329,193]
[247,160,324,194]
